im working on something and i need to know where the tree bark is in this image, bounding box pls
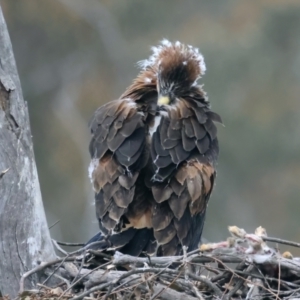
[0,5,56,298]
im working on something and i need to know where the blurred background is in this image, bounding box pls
[2,0,300,253]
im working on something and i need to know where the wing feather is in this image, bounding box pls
[182,128,196,151]
[152,202,173,231]
[154,222,177,244]
[149,95,219,255]
[183,118,195,137]
[168,189,190,219]
[89,99,149,237]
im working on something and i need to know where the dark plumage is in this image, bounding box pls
[87,40,222,256]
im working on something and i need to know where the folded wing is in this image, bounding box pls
[150,97,221,255]
[89,99,149,237]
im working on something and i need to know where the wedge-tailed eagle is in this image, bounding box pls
[87,40,222,256]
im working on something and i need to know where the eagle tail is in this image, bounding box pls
[187,210,207,251]
[85,228,156,256]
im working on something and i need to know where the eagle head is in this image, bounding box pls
[138,39,206,106]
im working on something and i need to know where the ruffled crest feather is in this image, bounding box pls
[138,39,206,78]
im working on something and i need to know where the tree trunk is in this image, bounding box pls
[0,5,56,298]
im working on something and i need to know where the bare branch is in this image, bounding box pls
[263,236,300,249]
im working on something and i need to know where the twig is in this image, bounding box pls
[42,255,70,286]
[109,276,143,298]
[197,252,300,274]
[115,268,178,286]
[36,283,52,290]
[207,255,280,299]
[103,283,113,300]
[151,283,199,300]
[182,246,189,282]
[52,239,69,256]
[112,251,185,267]
[71,250,86,285]
[187,272,223,298]
[20,257,75,293]
[0,167,9,179]
[49,219,60,230]
[191,285,205,300]
[150,268,184,300]
[214,265,299,289]
[49,272,71,289]
[87,249,112,260]
[227,265,253,298]
[71,282,111,300]
[68,240,109,256]
[276,256,281,300]
[263,236,300,249]
[160,274,195,294]
[55,240,85,247]
[246,278,263,300]
[58,262,111,299]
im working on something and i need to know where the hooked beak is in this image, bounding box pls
[158,95,170,105]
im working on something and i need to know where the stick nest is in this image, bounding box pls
[14,226,300,300]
